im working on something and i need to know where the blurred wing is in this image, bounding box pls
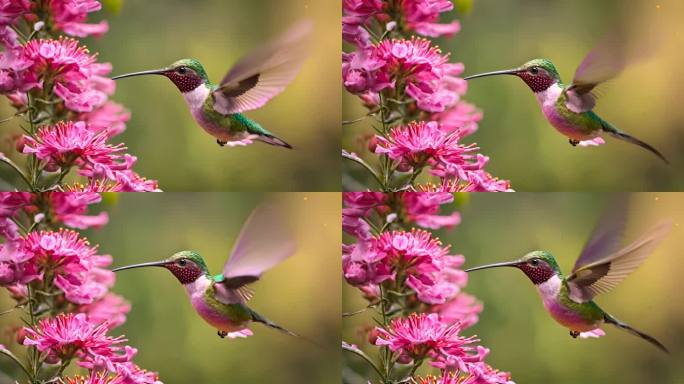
[566,33,631,113]
[221,203,297,289]
[212,20,312,115]
[572,195,630,273]
[567,220,671,302]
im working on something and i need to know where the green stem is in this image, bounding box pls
[342,342,385,381]
[0,347,32,380]
[0,155,32,189]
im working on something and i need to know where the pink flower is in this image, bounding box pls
[399,192,461,229]
[12,38,113,112]
[48,192,109,229]
[20,229,114,304]
[431,102,482,137]
[23,120,127,172]
[375,121,479,171]
[431,292,483,329]
[79,293,131,330]
[0,0,30,27]
[400,0,461,37]
[375,37,450,110]
[23,313,128,365]
[375,313,478,363]
[344,228,464,304]
[79,101,131,138]
[50,0,109,37]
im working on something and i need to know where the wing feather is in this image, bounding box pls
[572,195,630,273]
[567,220,671,302]
[213,20,312,115]
[221,203,297,285]
[566,31,630,113]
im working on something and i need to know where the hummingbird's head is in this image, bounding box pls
[464,58,561,93]
[111,58,209,93]
[162,59,210,93]
[112,250,210,285]
[465,250,561,285]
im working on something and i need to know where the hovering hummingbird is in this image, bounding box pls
[112,204,298,339]
[463,36,668,163]
[465,197,672,353]
[111,21,312,149]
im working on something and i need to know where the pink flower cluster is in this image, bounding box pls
[375,121,512,192]
[23,314,161,384]
[0,1,158,191]
[343,0,459,48]
[344,37,467,113]
[0,192,158,381]
[343,191,461,237]
[0,0,107,38]
[0,192,130,328]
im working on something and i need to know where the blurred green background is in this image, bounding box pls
[343,0,684,191]
[0,0,340,191]
[0,193,341,383]
[343,193,684,384]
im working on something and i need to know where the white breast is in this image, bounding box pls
[534,83,563,108]
[184,275,212,299]
[537,274,562,303]
[182,84,211,111]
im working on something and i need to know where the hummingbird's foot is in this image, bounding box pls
[569,330,580,338]
[216,139,227,147]
[217,330,228,338]
[569,139,580,147]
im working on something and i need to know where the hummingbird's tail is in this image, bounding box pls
[250,309,298,337]
[257,133,293,149]
[603,313,669,354]
[600,122,669,164]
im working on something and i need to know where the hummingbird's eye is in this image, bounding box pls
[529,67,539,75]
[530,258,539,266]
[177,67,188,75]
[178,259,187,266]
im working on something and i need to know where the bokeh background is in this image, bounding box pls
[0,193,341,384]
[0,0,340,191]
[343,0,684,191]
[343,193,684,384]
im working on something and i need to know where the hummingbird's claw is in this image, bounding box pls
[569,139,580,147]
[217,330,228,338]
[216,139,227,147]
[569,330,580,338]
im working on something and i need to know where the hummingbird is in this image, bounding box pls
[111,21,312,149]
[464,197,672,353]
[112,203,298,339]
[463,36,668,163]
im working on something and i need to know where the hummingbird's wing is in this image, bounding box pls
[566,220,671,302]
[565,33,631,113]
[571,194,630,273]
[212,20,312,115]
[219,203,297,290]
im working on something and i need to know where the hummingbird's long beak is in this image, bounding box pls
[111,260,169,272]
[464,260,521,272]
[463,69,520,80]
[111,69,168,80]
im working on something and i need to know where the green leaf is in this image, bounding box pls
[102,0,124,14]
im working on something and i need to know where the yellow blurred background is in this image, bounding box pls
[0,0,340,191]
[343,0,684,191]
[0,192,341,383]
[343,193,684,384]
